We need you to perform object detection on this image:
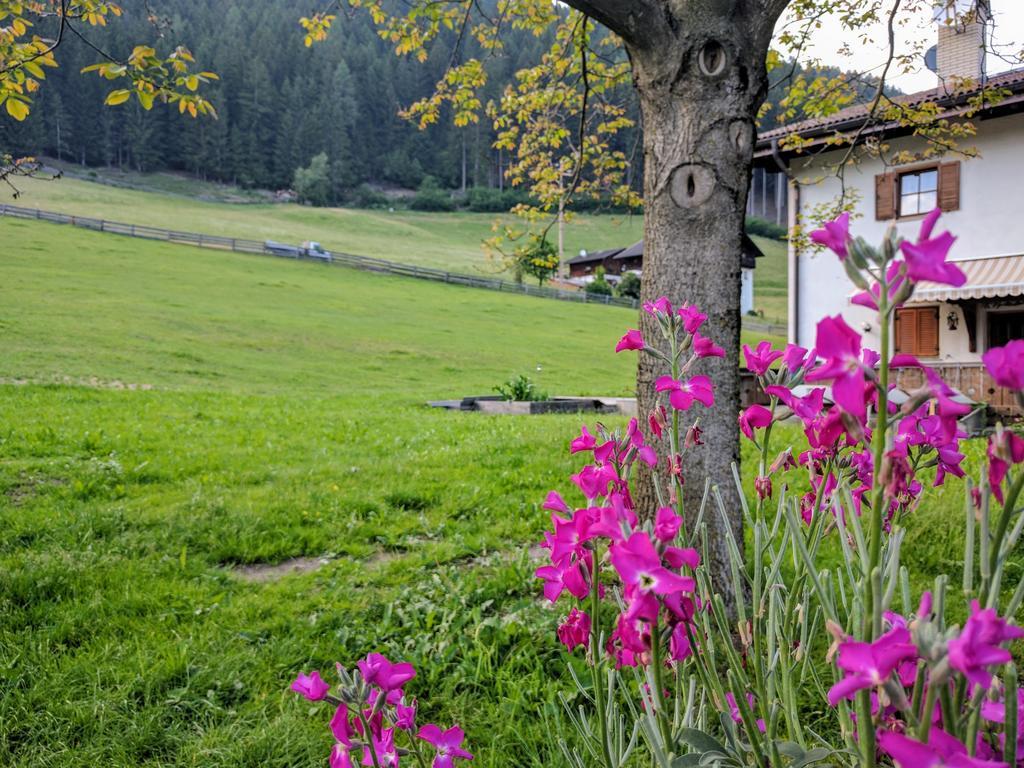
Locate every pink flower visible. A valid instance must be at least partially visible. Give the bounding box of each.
[362,727,400,767]
[782,343,810,373]
[417,724,474,768]
[988,430,1024,504]
[654,506,682,542]
[357,653,416,693]
[328,706,357,768]
[571,463,619,500]
[625,418,657,467]
[557,607,591,651]
[983,340,1024,390]
[542,491,569,514]
[663,546,700,570]
[739,404,773,441]
[692,331,725,358]
[826,627,917,706]
[725,692,766,733]
[570,425,596,454]
[291,670,331,701]
[395,699,417,730]
[643,297,673,316]
[981,690,1024,756]
[805,315,867,419]
[544,509,592,566]
[878,727,1006,768]
[809,211,851,260]
[765,385,825,427]
[900,209,967,287]
[615,329,645,353]
[754,476,772,501]
[535,560,589,602]
[742,341,784,376]
[677,304,707,334]
[655,375,714,411]
[851,260,907,311]
[947,600,1024,689]
[610,532,695,596]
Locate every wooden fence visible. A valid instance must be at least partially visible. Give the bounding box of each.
[893,363,1022,416]
[0,202,790,335]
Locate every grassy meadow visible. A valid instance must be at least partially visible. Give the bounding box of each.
[2,175,789,326]
[5,175,645,275]
[0,212,991,768]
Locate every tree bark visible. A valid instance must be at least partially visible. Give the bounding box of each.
[624,4,777,597]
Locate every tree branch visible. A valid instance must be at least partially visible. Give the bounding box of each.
[559,0,660,48]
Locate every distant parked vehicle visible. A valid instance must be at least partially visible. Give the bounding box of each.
[263,240,332,262]
[301,241,332,262]
[264,240,301,258]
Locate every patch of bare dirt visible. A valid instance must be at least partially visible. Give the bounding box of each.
[232,556,331,583]
[4,474,66,506]
[0,375,154,390]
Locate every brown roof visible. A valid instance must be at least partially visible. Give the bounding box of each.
[755,68,1024,156]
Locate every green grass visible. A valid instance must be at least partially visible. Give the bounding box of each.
[3,174,787,325]
[0,218,645,767]
[6,175,644,275]
[5,217,980,768]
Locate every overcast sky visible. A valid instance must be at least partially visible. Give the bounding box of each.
[776,1,1024,93]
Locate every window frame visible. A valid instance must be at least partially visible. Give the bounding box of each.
[896,164,940,220]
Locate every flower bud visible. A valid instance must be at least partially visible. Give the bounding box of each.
[685,424,704,448]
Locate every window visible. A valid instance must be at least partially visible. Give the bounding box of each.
[898,168,938,217]
[875,162,959,220]
[988,311,1024,349]
[895,307,940,357]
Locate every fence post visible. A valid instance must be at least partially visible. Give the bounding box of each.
[131,224,136,236]
[231,238,237,251]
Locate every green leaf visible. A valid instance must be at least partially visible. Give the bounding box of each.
[677,728,728,756]
[672,755,703,768]
[775,741,806,760]
[792,747,833,768]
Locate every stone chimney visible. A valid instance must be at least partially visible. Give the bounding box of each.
[934,0,990,84]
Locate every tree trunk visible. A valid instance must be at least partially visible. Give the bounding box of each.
[625,12,772,598]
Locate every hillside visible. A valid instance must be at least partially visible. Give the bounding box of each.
[0,217,641,395]
[2,175,788,325]
[5,176,645,275]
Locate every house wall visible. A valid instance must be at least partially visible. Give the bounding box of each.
[741,268,754,315]
[790,111,1024,361]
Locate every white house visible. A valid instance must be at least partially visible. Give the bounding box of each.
[755,0,1024,412]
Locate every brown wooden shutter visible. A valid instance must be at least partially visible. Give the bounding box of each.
[895,309,914,354]
[895,308,940,356]
[938,162,960,212]
[917,307,939,356]
[875,172,896,220]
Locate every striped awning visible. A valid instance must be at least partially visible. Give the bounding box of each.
[910,254,1024,302]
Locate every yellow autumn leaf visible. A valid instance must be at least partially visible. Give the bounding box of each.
[6,97,29,121]
[104,89,131,105]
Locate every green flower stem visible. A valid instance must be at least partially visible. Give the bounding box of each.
[985,469,1024,607]
[867,285,891,644]
[916,676,941,741]
[856,690,876,768]
[358,711,383,768]
[649,616,673,753]
[589,543,615,768]
[1005,666,1018,767]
